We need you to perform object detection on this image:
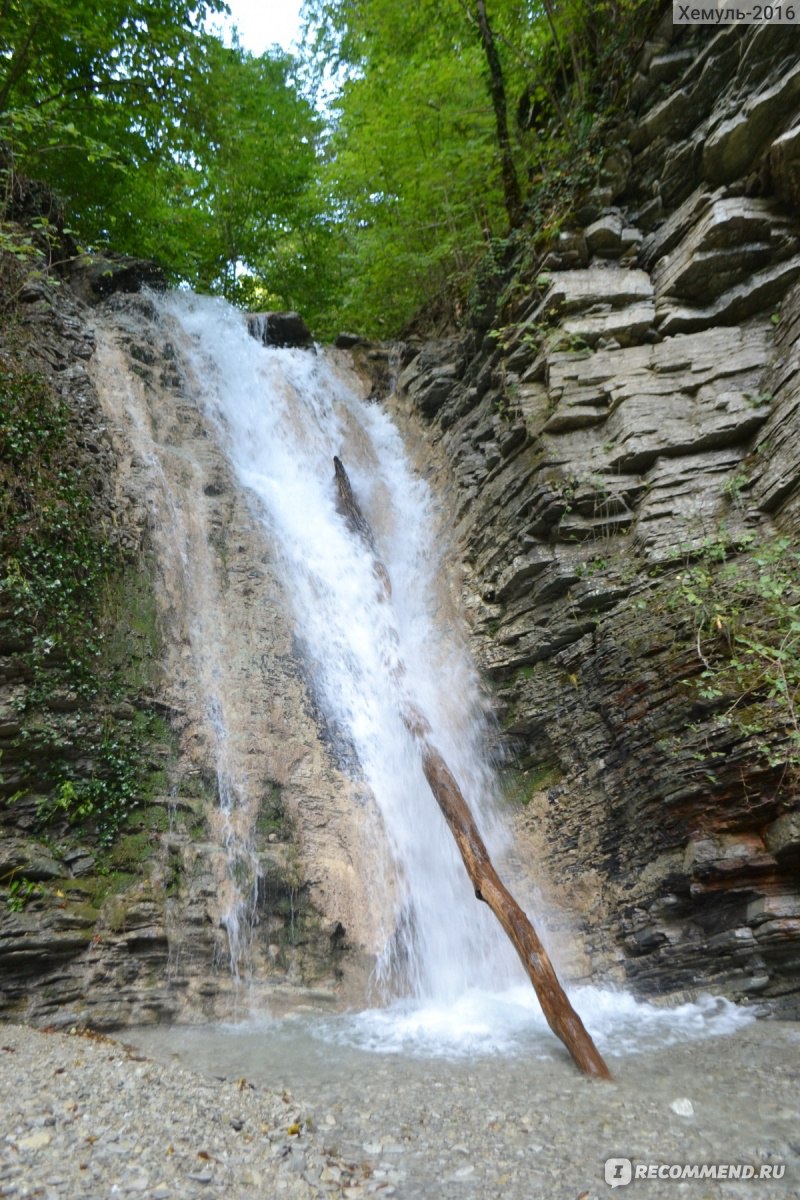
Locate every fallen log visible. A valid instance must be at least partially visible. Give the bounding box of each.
[333,456,611,1080]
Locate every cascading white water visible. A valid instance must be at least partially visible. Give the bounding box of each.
[159,291,526,1004]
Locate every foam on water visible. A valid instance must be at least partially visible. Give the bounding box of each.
[310,986,754,1060]
[127,987,752,1074]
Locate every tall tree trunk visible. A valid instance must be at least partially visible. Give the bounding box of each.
[333,455,611,1080]
[473,0,523,228]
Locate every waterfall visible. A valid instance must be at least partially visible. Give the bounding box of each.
[96,289,755,1054]
[154,291,524,1003]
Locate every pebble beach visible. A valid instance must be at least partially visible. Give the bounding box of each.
[1,1016,798,1200]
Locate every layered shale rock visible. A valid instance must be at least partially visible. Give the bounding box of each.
[391,16,800,1015]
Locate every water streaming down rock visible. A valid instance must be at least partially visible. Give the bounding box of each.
[87,328,265,980]
[155,291,533,1003]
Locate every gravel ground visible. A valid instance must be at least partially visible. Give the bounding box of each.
[0,1023,358,1200]
[1,1019,798,1200]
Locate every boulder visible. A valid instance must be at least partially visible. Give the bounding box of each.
[246,311,312,348]
[585,212,625,257]
[69,253,166,304]
[764,813,800,860]
[334,331,365,349]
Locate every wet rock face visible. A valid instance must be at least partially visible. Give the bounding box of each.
[74,297,376,1025]
[392,21,800,1015]
[0,275,364,1029]
[69,253,166,304]
[246,311,313,348]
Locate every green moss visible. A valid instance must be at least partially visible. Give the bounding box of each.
[502,762,563,806]
[256,781,286,837]
[164,849,183,897]
[1,357,176,851]
[105,831,157,871]
[98,558,163,696]
[140,804,170,833]
[179,771,216,801]
[96,870,138,904]
[0,363,110,691]
[59,900,100,925]
[501,702,518,730]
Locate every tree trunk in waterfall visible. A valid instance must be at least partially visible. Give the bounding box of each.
[333,455,611,1081]
[473,0,523,228]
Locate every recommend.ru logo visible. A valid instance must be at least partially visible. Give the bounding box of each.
[605,1159,633,1188]
[604,1158,786,1186]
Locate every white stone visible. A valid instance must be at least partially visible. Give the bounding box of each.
[18,1131,52,1151]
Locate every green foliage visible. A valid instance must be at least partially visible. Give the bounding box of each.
[39,732,140,846]
[0,1,330,317]
[575,555,610,579]
[670,535,800,772]
[1,0,656,334]
[300,0,654,335]
[0,0,225,223]
[0,366,108,642]
[470,235,515,332]
[4,876,43,912]
[0,360,167,846]
[88,39,327,307]
[303,0,513,334]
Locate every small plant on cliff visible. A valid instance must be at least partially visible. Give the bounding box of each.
[670,534,800,773]
[4,876,43,912]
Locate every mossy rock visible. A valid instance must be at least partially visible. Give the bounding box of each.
[502,762,563,806]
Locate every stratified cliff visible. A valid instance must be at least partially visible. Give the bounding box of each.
[393,16,800,1015]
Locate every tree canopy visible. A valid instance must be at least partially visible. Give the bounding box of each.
[1,0,653,336]
[298,0,655,335]
[0,0,326,307]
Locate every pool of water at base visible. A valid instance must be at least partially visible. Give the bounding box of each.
[122,990,800,1198]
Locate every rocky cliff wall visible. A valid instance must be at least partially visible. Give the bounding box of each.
[0,259,364,1029]
[391,15,800,1015]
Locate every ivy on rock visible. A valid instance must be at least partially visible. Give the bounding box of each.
[0,361,164,847]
